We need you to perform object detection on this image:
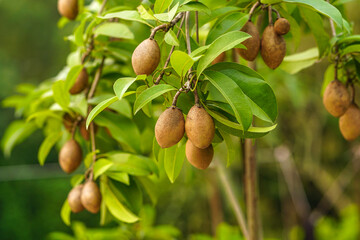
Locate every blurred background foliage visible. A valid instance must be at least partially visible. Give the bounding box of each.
[1,0,360,239]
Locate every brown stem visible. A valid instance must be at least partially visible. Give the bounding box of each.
[268,5,273,25]
[351,84,356,103]
[150,12,184,40]
[327,0,336,37]
[155,15,185,85]
[185,11,192,56]
[195,11,199,43]
[87,57,105,100]
[99,0,108,15]
[271,8,281,19]
[172,89,183,107]
[248,1,260,21]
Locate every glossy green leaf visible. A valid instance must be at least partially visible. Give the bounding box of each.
[280,48,319,74]
[137,5,157,20]
[60,199,71,226]
[52,80,70,109]
[64,65,83,91]
[197,31,250,77]
[338,35,360,45]
[284,0,343,28]
[154,3,179,22]
[38,131,63,166]
[94,23,134,39]
[103,182,139,223]
[170,50,195,77]
[94,159,114,180]
[106,172,130,185]
[113,75,146,100]
[164,140,186,183]
[341,44,360,56]
[154,0,173,13]
[164,29,180,46]
[134,84,176,114]
[70,174,84,187]
[204,70,252,130]
[218,130,235,167]
[178,2,211,14]
[86,96,118,129]
[100,10,153,27]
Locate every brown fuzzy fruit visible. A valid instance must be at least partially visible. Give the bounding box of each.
[70,68,88,95]
[59,139,82,173]
[339,104,360,141]
[186,140,214,170]
[212,52,226,65]
[323,80,351,117]
[155,108,185,148]
[57,0,78,20]
[237,21,260,61]
[68,184,84,213]
[81,181,102,214]
[261,25,286,69]
[274,18,290,35]
[132,39,160,75]
[185,106,215,149]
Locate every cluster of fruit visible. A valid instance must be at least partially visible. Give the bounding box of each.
[323,79,360,141]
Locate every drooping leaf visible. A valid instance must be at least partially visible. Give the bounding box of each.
[218,130,235,167]
[60,199,71,226]
[38,131,63,166]
[100,10,153,27]
[341,44,360,56]
[178,2,211,15]
[164,140,186,183]
[93,158,114,180]
[280,48,319,74]
[52,80,70,109]
[170,50,195,77]
[164,29,180,46]
[86,96,118,129]
[95,23,134,39]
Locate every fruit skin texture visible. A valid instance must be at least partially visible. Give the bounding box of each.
[260,25,286,69]
[132,39,160,75]
[274,18,290,35]
[70,68,88,94]
[185,106,215,149]
[237,21,260,61]
[68,184,84,213]
[59,139,82,173]
[186,140,214,170]
[323,80,351,117]
[81,181,102,214]
[212,52,226,65]
[155,108,185,148]
[58,0,78,20]
[339,104,360,141]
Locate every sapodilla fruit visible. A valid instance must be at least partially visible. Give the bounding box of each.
[155,107,185,148]
[186,140,214,170]
[132,39,160,75]
[59,139,82,173]
[68,184,84,213]
[58,0,78,20]
[323,80,351,117]
[70,68,88,95]
[212,52,226,65]
[339,104,360,141]
[185,105,215,149]
[261,25,286,69]
[81,181,102,213]
[274,18,290,35]
[237,21,260,61]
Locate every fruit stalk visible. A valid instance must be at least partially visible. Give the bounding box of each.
[271,8,281,19]
[248,1,260,21]
[268,5,273,25]
[149,12,184,40]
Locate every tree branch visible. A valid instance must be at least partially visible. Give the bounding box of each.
[150,12,184,40]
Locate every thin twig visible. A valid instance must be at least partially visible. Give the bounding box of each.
[87,57,105,100]
[248,1,260,21]
[150,12,184,39]
[327,0,337,37]
[271,8,281,19]
[268,5,273,25]
[216,160,249,240]
[70,116,82,139]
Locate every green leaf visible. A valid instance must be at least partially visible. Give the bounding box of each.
[100,10,153,27]
[283,0,343,28]
[134,84,176,114]
[52,80,70,109]
[280,48,319,74]
[197,31,251,77]
[38,131,63,166]
[341,44,360,56]
[74,16,88,47]
[154,0,173,13]
[218,130,235,167]
[261,0,283,3]
[204,70,252,130]
[70,174,84,187]
[137,5,157,20]
[338,35,360,45]
[1,121,37,157]
[114,77,138,100]
[178,2,211,15]
[154,3,179,22]
[86,96,118,129]
[94,23,134,39]
[93,159,114,180]
[136,177,158,205]
[103,181,139,223]
[60,199,71,226]
[170,50,195,77]
[106,172,130,185]
[164,29,180,46]
[164,140,186,183]
[64,65,83,91]
[321,64,335,96]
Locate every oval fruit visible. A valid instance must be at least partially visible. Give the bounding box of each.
[261,25,286,69]
[57,0,78,20]
[70,68,88,95]
[237,21,260,61]
[274,18,290,35]
[68,184,84,213]
[186,140,214,170]
[185,106,215,149]
[132,39,160,75]
[323,80,351,117]
[155,107,185,148]
[81,181,102,214]
[339,104,360,141]
[59,139,82,173]
[212,52,226,65]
